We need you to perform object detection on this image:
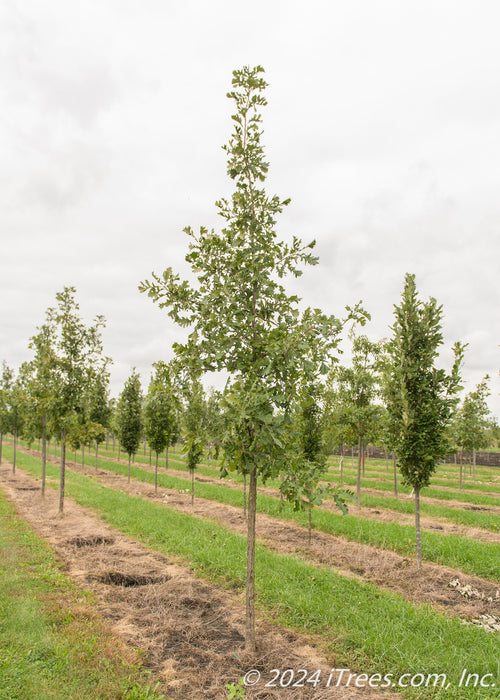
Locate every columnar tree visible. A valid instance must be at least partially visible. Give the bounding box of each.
[140,66,363,651]
[87,369,112,469]
[116,370,143,483]
[143,361,180,492]
[385,274,465,568]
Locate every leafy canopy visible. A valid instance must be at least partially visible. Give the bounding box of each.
[385,273,465,489]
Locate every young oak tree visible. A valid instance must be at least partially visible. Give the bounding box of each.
[279,383,350,545]
[0,362,15,466]
[325,334,382,505]
[453,376,492,485]
[116,369,143,483]
[140,65,365,652]
[143,361,180,493]
[385,274,465,569]
[183,376,205,506]
[44,287,109,513]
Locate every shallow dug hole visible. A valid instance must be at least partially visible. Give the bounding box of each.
[68,535,115,547]
[90,571,169,587]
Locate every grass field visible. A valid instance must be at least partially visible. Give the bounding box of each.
[2,441,500,699]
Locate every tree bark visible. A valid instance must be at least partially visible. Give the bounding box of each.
[393,453,398,496]
[155,452,159,493]
[459,450,463,490]
[356,434,362,506]
[308,504,312,546]
[245,468,257,653]
[243,473,247,517]
[339,445,344,487]
[12,428,17,474]
[415,485,422,569]
[191,469,194,506]
[82,445,85,468]
[128,454,131,483]
[95,443,99,470]
[165,445,169,470]
[41,415,47,498]
[473,448,476,482]
[58,427,66,514]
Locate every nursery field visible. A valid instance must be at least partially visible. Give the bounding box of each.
[1,440,499,700]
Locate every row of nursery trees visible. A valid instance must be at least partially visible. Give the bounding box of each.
[0,66,497,654]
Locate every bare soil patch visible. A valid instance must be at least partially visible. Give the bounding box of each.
[0,461,399,700]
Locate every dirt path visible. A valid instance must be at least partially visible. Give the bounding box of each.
[0,462,401,700]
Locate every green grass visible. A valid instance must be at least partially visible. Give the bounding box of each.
[37,440,500,532]
[0,488,164,700]
[33,446,500,581]
[5,449,500,699]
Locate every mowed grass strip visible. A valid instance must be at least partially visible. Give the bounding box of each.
[0,488,164,700]
[22,446,499,581]
[6,451,500,700]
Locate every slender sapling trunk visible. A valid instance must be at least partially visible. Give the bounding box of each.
[415,485,422,569]
[155,452,158,494]
[58,427,66,514]
[41,415,47,498]
[245,468,257,653]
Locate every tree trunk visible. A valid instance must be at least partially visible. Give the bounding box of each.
[0,432,3,465]
[308,504,312,546]
[243,473,247,517]
[128,454,131,483]
[393,453,398,496]
[339,445,344,487]
[149,446,152,467]
[356,434,362,506]
[245,468,257,653]
[385,451,389,472]
[95,443,99,470]
[41,415,47,498]
[58,427,66,514]
[12,428,17,474]
[459,450,463,490]
[82,445,85,468]
[165,446,169,470]
[351,446,354,468]
[143,439,146,456]
[191,469,194,506]
[154,452,159,494]
[473,448,476,482]
[415,485,422,569]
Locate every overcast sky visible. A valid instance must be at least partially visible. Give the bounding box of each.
[1,0,499,419]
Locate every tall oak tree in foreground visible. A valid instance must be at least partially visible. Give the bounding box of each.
[385,273,465,569]
[140,66,364,652]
